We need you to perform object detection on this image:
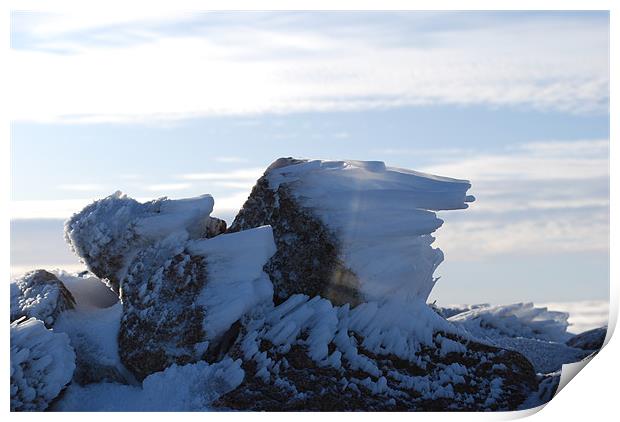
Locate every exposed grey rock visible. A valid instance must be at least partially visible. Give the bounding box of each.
[566,326,607,351]
[118,243,210,380]
[229,175,355,305]
[10,269,76,328]
[214,295,539,411]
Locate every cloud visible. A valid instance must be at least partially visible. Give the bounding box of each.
[214,156,249,164]
[145,183,192,192]
[178,168,264,181]
[430,139,609,259]
[9,11,609,123]
[57,183,106,191]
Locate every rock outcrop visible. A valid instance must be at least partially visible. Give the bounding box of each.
[566,326,607,351]
[65,192,220,293]
[53,158,564,411]
[118,226,276,380]
[230,158,474,306]
[11,269,76,328]
[214,295,538,411]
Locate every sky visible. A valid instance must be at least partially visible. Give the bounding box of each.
[9,11,610,305]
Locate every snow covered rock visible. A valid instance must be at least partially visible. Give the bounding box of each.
[65,192,219,293]
[448,303,588,373]
[54,358,244,411]
[448,303,572,343]
[11,318,76,411]
[229,158,474,306]
[119,226,276,380]
[11,269,76,328]
[214,295,538,411]
[566,326,607,351]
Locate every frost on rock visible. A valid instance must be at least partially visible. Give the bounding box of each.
[566,326,607,351]
[448,303,572,343]
[54,358,244,411]
[448,303,589,373]
[65,192,221,293]
[230,158,474,306]
[11,318,76,411]
[119,225,276,380]
[214,295,537,411]
[11,269,76,328]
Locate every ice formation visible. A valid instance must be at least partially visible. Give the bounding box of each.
[231,158,474,305]
[65,192,224,293]
[9,157,607,411]
[11,269,77,327]
[448,302,572,343]
[448,303,588,373]
[119,224,276,379]
[215,295,537,411]
[10,318,76,411]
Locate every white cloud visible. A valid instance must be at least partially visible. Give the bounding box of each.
[214,156,248,164]
[9,12,609,123]
[145,183,192,192]
[57,183,105,191]
[431,139,609,259]
[179,168,264,181]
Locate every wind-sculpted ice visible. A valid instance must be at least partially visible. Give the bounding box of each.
[64,192,225,293]
[11,318,76,411]
[448,303,589,373]
[10,270,77,328]
[231,158,474,305]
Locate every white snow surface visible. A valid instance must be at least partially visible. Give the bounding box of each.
[11,318,76,411]
[189,225,277,340]
[55,358,244,411]
[53,270,118,310]
[267,159,474,303]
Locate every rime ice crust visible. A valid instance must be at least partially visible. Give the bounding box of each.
[11,318,76,411]
[214,295,537,411]
[10,270,77,328]
[118,226,276,380]
[230,158,474,305]
[448,303,590,373]
[64,192,220,293]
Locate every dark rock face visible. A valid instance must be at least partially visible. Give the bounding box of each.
[205,217,227,238]
[119,245,209,381]
[10,270,76,328]
[229,176,362,306]
[213,296,538,411]
[566,326,607,351]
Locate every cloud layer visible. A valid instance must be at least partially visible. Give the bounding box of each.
[10,11,609,123]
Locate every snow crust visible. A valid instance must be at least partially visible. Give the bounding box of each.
[189,226,276,340]
[11,318,76,411]
[55,358,244,411]
[267,159,474,302]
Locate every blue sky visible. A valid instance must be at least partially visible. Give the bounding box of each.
[9,11,609,305]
